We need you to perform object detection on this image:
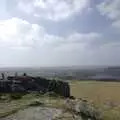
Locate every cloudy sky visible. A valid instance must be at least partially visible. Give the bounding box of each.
[0,0,120,67]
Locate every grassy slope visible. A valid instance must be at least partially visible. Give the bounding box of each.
[0,94,65,118]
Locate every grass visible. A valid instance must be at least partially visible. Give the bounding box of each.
[70,81,120,104]
[1,81,120,120]
[70,80,120,120]
[0,93,65,118]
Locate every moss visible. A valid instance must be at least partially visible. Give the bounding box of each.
[28,99,44,106]
[10,93,25,100]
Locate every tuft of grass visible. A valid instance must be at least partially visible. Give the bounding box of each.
[103,109,120,120]
[9,93,25,100]
[28,99,44,106]
[0,105,28,118]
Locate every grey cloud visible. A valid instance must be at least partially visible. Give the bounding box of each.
[10,0,90,21]
[0,17,120,66]
[97,0,120,29]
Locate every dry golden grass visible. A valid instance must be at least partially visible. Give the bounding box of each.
[70,81,120,104]
[70,81,120,120]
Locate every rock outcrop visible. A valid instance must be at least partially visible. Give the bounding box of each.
[64,98,103,120]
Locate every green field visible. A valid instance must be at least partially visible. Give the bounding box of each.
[70,81,120,120]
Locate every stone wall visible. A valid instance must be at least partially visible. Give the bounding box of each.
[33,77,70,97]
[0,81,12,92]
[0,76,70,97]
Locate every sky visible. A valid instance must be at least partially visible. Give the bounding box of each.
[0,0,120,67]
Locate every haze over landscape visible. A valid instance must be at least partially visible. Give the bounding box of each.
[0,0,120,67]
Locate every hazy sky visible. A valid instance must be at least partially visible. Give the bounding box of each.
[0,0,120,67]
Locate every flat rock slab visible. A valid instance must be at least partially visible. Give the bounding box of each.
[1,107,62,120]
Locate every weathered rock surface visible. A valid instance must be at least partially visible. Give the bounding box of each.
[1,107,62,120]
[64,98,103,120]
